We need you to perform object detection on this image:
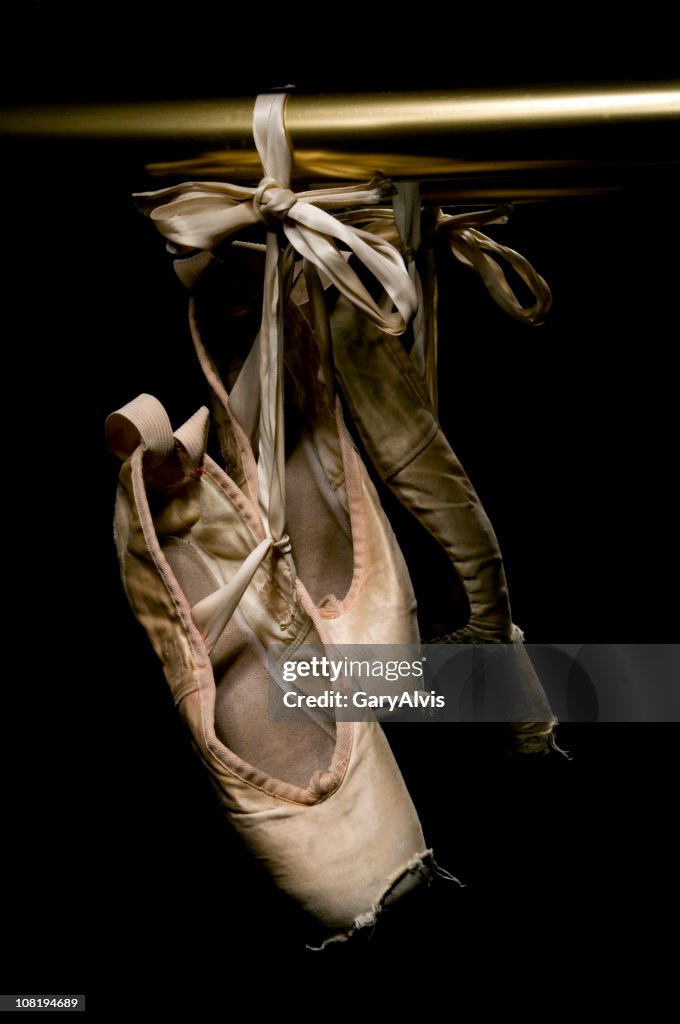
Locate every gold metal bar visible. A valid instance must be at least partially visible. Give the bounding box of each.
[2,84,677,142]
[287,85,680,141]
[3,84,678,198]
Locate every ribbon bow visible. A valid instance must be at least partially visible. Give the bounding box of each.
[135,98,417,338]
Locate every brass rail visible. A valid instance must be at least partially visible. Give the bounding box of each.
[4,84,678,200]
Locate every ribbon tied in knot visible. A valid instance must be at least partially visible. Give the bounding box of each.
[272,533,292,557]
[253,178,298,226]
[135,95,416,336]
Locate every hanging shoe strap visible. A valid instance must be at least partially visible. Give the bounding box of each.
[393,183,426,368]
[335,204,551,329]
[174,406,210,466]
[105,393,175,466]
[336,201,550,405]
[437,206,552,325]
[106,393,210,472]
[393,183,439,408]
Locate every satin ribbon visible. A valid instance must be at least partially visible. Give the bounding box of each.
[437,206,552,326]
[393,184,439,408]
[134,138,416,336]
[338,201,552,411]
[335,203,551,328]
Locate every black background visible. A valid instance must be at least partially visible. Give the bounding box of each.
[3,7,678,1012]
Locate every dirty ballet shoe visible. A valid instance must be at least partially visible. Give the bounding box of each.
[107,393,433,945]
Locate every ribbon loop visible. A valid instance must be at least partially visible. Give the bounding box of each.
[438,207,552,326]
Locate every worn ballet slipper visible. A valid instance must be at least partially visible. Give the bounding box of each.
[327,291,557,753]
[107,393,432,942]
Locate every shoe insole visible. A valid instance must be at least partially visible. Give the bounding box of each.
[161,536,335,790]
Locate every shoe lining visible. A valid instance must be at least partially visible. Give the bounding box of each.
[284,430,354,605]
[161,536,336,790]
